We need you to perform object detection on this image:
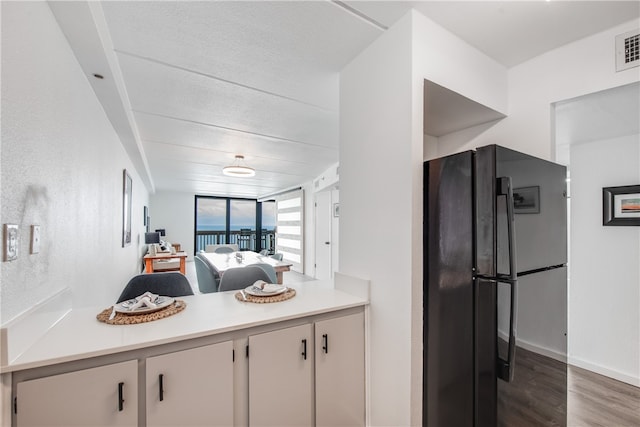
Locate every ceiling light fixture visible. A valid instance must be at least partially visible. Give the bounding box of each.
[223,155,255,177]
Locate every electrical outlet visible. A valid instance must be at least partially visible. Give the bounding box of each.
[30,225,41,254]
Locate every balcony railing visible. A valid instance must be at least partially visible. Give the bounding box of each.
[195,229,275,253]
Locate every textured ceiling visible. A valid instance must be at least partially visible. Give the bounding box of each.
[49,1,639,199]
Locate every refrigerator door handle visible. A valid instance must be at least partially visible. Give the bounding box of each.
[496,176,518,382]
[496,177,518,282]
[497,278,517,382]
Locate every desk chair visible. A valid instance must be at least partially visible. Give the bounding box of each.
[270,253,283,261]
[117,272,194,303]
[218,266,271,292]
[214,246,234,254]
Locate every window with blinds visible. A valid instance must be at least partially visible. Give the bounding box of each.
[274,189,304,273]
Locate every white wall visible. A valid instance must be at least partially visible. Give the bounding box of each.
[149,191,195,258]
[434,19,640,161]
[425,16,640,387]
[342,9,640,425]
[341,13,414,426]
[1,2,149,324]
[340,10,509,425]
[482,19,639,386]
[569,134,640,386]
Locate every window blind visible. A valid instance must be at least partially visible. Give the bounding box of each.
[275,189,304,273]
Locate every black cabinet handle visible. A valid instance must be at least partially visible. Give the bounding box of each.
[118,382,125,411]
[159,374,164,402]
[322,334,328,354]
[301,339,307,360]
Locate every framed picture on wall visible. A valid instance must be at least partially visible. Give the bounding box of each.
[603,184,640,226]
[122,169,133,247]
[513,186,540,214]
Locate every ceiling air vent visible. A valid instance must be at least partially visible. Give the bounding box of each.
[616,29,640,72]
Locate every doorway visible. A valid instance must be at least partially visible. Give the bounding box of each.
[314,188,339,280]
[315,191,332,279]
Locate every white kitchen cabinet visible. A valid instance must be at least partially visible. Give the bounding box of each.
[146,341,234,426]
[315,312,365,426]
[248,323,314,426]
[15,360,138,427]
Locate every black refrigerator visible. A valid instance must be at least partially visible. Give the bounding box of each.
[423,144,568,426]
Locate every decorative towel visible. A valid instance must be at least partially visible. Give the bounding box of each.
[128,291,159,310]
[252,280,285,293]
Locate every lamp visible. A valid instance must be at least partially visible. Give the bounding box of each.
[223,155,255,177]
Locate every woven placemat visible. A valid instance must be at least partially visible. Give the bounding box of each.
[235,288,296,303]
[96,300,186,325]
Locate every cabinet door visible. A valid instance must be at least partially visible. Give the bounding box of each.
[315,312,365,426]
[249,324,313,426]
[146,341,234,426]
[16,360,137,427]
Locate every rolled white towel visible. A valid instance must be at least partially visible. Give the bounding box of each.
[129,296,157,310]
[263,283,285,293]
[253,280,267,289]
[252,280,285,293]
[128,292,159,310]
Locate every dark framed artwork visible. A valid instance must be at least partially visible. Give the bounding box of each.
[122,169,133,247]
[603,184,640,226]
[144,206,150,232]
[513,186,540,214]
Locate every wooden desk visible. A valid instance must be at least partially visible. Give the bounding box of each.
[202,251,292,284]
[143,252,187,274]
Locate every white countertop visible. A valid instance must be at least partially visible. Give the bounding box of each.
[2,280,368,373]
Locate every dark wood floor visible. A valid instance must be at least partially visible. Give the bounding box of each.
[498,346,640,426]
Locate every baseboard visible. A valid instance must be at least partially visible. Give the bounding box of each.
[516,337,567,363]
[0,288,72,367]
[568,356,640,387]
[496,330,640,387]
[498,330,567,363]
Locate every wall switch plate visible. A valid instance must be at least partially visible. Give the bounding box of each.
[30,225,41,254]
[3,224,18,261]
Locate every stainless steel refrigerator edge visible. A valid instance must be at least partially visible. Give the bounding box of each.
[423,145,568,426]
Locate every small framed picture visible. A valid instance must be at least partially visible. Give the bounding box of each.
[513,186,540,214]
[4,224,18,262]
[603,185,640,226]
[333,203,340,218]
